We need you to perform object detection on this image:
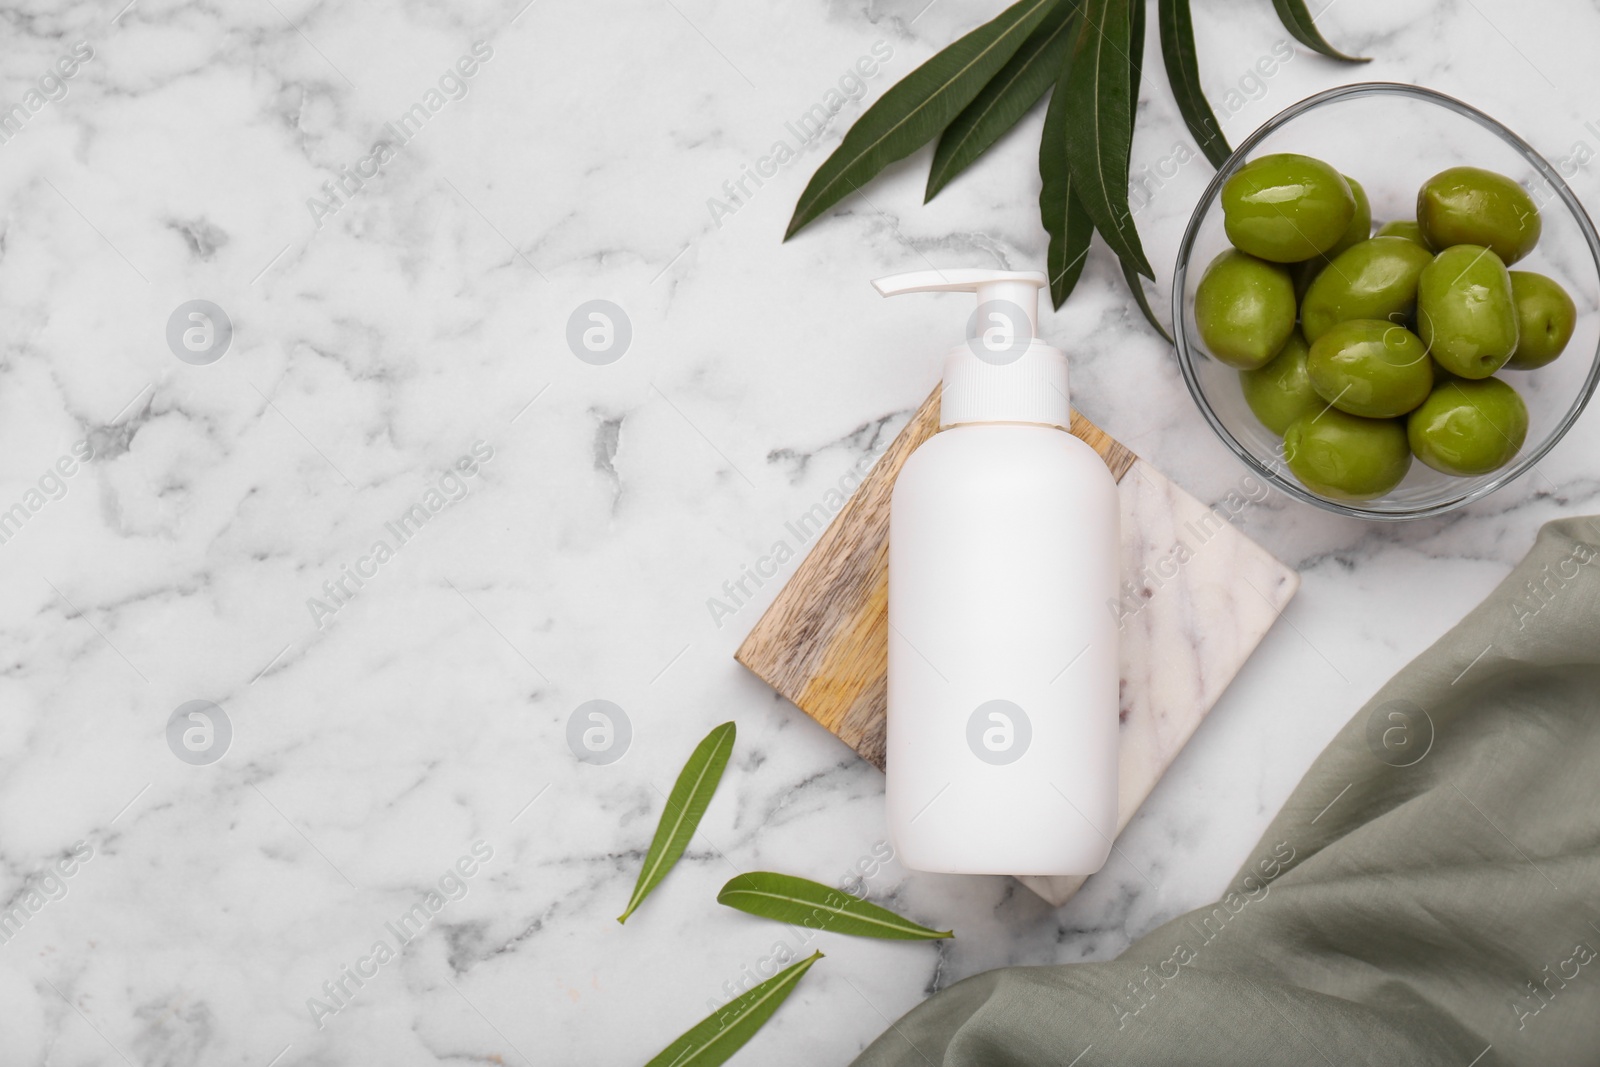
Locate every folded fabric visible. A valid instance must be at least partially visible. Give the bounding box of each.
[853,515,1600,1067]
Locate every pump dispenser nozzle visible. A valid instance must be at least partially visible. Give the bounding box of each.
[873,269,1069,430]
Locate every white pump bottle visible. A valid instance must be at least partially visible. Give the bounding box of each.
[878,269,1119,876]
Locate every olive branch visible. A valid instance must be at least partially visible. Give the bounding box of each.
[784,0,1366,336]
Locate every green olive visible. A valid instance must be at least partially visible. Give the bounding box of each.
[1292,177,1373,303]
[1323,176,1372,261]
[1222,153,1356,262]
[1241,331,1321,435]
[1283,408,1411,501]
[1195,249,1296,369]
[1417,166,1541,265]
[1407,377,1529,476]
[1307,319,1433,418]
[1300,236,1435,342]
[1505,270,1577,370]
[1374,219,1431,250]
[1416,245,1519,379]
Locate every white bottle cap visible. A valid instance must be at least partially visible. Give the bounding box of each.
[873,269,1069,431]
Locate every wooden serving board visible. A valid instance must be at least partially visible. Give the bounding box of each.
[736,386,1298,906]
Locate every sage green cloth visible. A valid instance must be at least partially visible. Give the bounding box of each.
[854,515,1600,1067]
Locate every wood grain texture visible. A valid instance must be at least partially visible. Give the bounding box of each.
[734,385,1136,769]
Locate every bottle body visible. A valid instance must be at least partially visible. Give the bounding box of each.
[886,423,1120,875]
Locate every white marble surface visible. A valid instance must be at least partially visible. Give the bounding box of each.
[2,0,1598,1063]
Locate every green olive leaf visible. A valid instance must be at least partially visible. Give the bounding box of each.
[1127,0,1145,102]
[1119,257,1173,343]
[926,2,1082,202]
[785,0,1062,240]
[1271,0,1369,62]
[717,871,954,940]
[1157,0,1230,167]
[1038,56,1095,309]
[1114,2,1170,340]
[1063,0,1153,278]
[643,951,822,1067]
[617,721,736,924]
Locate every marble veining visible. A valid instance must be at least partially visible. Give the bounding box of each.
[2,0,1599,1064]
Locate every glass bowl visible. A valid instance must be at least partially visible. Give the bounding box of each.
[1172,83,1600,520]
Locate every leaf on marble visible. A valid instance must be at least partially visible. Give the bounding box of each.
[1120,257,1172,343]
[717,872,953,940]
[643,951,822,1067]
[1155,0,1230,168]
[784,0,1062,239]
[617,721,736,924]
[1038,43,1095,309]
[926,0,1082,201]
[1113,0,1169,327]
[1127,0,1146,101]
[1062,0,1152,279]
[1271,0,1369,62]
